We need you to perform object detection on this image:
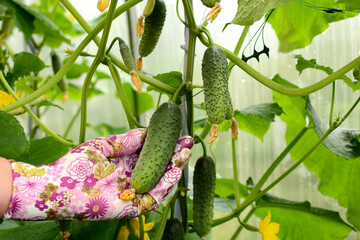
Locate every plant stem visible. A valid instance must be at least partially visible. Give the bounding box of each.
[170,83,186,103]
[107,58,144,129]
[0,72,74,147]
[153,193,178,240]
[232,138,241,208]
[329,82,336,127]
[198,120,212,140]
[79,0,118,143]
[64,106,81,139]
[195,135,207,156]
[197,33,360,97]
[242,127,308,207]
[60,0,176,94]
[230,208,256,240]
[139,216,144,240]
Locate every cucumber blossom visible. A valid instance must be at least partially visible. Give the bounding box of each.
[130,102,182,194]
[137,0,166,71]
[193,156,216,239]
[201,0,222,22]
[51,51,68,102]
[201,0,220,8]
[162,218,185,240]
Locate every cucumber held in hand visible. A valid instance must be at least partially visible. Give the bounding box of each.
[193,156,216,239]
[162,218,185,240]
[130,102,182,194]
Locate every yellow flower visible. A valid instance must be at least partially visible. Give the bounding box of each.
[118,225,129,240]
[118,216,154,240]
[258,210,280,240]
[97,0,110,12]
[0,90,21,109]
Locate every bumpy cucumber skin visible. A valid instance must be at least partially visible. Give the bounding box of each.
[193,156,216,238]
[130,102,182,194]
[139,0,166,58]
[201,0,220,8]
[119,39,134,71]
[202,46,229,124]
[51,52,68,92]
[162,218,185,240]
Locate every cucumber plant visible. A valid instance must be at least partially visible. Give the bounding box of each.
[0,0,359,240]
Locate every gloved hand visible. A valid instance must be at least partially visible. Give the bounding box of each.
[4,128,193,221]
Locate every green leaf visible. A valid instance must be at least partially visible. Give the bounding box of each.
[273,76,360,230]
[255,194,353,240]
[231,0,291,26]
[29,136,70,165]
[215,178,249,198]
[307,101,360,160]
[213,197,236,212]
[268,0,358,52]
[194,118,208,130]
[46,83,103,101]
[36,100,64,111]
[65,59,89,79]
[0,221,58,239]
[69,220,121,240]
[295,54,333,75]
[0,0,35,40]
[147,71,182,97]
[123,83,154,117]
[353,64,360,81]
[336,0,360,10]
[219,103,282,140]
[92,123,128,137]
[0,110,29,162]
[11,52,46,80]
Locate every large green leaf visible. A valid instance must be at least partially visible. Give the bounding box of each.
[0,221,58,239]
[272,75,360,230]
[268,0,358,52]
[92,123,128,137]
[10,52,46,81]
[306,101,360,160]
[215,178,249,199]
[29,137,70,165]
[0,110,29,162]
[219,103,283,140]
[69,220,121,240]
[231,0,291,26]
[255,194,353,239]
[65,59,90,79]
[336,0,360,10]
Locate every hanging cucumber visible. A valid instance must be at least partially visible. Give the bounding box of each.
[129,102,182,194]
[137,0,166,71]
[202,46,228,143]
[51,51,68,102]
[136,0,156,37]
[193,156,216,239]
[118,38,142,93]
[201,0,222,22]
[162,218,185,240]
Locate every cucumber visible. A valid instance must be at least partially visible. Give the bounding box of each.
[138,0,166,58]
[193,156,216,239]
[51,51,68,101]
[162,218,185,240]
[118,39,135,71]
[202,46,228,124]
[130,102,182,194]
[201,0,220,8]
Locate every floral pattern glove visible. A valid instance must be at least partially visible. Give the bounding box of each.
[4,129,194,221]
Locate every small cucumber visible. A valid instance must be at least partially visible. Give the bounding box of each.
[193,156,216,239]
[51,52,68,101]
[162,218,185,240]
[130,102,182,194]
[138,0,166,58]
[201,0,220,8]
[118,39,135,71]
[202,46,228,124]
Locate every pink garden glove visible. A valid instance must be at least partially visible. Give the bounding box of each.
[3,128,193,221]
